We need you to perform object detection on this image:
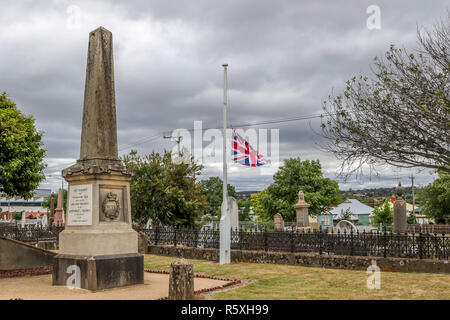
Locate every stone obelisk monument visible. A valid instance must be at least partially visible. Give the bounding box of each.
[52,27,143,290]
[53,188,64,226]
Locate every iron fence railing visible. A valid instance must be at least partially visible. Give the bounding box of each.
[135,226,450,260]
[1,224,448,260]
[406,224,450,234]
[0,224,64,244]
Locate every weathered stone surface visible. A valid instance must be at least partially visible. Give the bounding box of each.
[393,200,407,233]
[294,190,310,227]
[53,27,142,291]
[274,213,284,232]
[0,237,56,270]
[80,26,118,161]
[53,188,64,226]
[53,253,144,291]
[138,231,148,254]
[168,259,194,300]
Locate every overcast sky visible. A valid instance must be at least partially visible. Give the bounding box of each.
[0,0,447,192]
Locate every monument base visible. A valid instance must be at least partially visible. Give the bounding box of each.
[52,253,143,291]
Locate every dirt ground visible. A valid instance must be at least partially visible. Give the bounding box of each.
[0,272,230,300]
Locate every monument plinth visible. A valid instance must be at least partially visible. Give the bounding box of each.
[52,27,143,291]
[393,182,407,233]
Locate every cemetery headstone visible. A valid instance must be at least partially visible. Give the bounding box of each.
[274,213,284,231]
[53,188,64,226]
[294,190,310,228]
[393,182,407,233]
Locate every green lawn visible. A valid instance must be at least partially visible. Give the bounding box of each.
[144,254,450,300]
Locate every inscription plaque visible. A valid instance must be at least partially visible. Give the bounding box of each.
[67,184,93,226]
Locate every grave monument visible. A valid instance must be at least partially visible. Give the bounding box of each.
[294,190,310,228]
[53,188,64,227]
[393,182,407,233]
[274,213,284,232]
[52,27,143,290]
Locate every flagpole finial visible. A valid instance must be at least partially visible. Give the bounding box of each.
[222,63,228,67]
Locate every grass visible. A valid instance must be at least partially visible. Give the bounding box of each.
[144,254,450,300]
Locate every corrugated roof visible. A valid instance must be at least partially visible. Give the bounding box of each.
[329,199,374,218]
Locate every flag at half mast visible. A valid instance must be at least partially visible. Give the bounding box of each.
[231,128,269,167]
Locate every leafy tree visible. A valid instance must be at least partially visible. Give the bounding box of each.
[0,92,46,198]
[199,176,235,216]
[418,171,450,223]
[336,208,353,222]
[321,15,450,176]
[123,150,209,226]
[238,199,251,221]
[407,213,417,225]
[42,189,68,213]
[250,189,269,222]
[251,158,339,222]
[372,199,394,226]
[12,212,22,220]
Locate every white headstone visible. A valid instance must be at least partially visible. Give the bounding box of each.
[21,212,26,228]
[145,218,152,229]
[42,214,48,227]
[228,196,239,230]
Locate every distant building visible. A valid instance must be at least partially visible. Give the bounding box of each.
[329,199,374,225]
[317,213,333,230]
[0,188,51,215]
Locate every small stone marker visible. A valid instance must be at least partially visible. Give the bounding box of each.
[138,231,148,254]
[393,182,407,233]
[274,213,284,231]
[169,259,194,300]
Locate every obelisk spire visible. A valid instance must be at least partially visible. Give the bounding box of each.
[80,26,118,161]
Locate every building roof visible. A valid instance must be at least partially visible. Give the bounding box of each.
[329,199,374,219]
[388,202,416,213]
[0,188,51,202]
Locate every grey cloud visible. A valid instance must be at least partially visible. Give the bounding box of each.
[0,0,447,191]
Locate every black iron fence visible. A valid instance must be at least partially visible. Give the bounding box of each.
[0,224,64,244]
[136,226,450,260]
[1,224,449,260]
[406,224,450,234]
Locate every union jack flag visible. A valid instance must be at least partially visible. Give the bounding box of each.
[231,128,269,167]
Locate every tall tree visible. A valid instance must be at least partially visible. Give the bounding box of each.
[371,199,394,226]
[238,199,252,221]
[321,14,450,176]
[123,150,209,226]
[252,158,339,222]
[418,171,450,223]
[0,92,46,198]
[199,176,236,216]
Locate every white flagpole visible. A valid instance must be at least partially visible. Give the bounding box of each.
[220,63,230,264]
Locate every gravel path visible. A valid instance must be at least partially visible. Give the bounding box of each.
[0,272,229,300]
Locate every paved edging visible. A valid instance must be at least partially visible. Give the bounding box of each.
[144,269,241,300]
[0,266,53,278]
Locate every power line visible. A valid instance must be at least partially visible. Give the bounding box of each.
[43,112,327,172]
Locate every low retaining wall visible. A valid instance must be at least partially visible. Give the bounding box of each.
[148,245,450,274]
[0,237,56,271]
